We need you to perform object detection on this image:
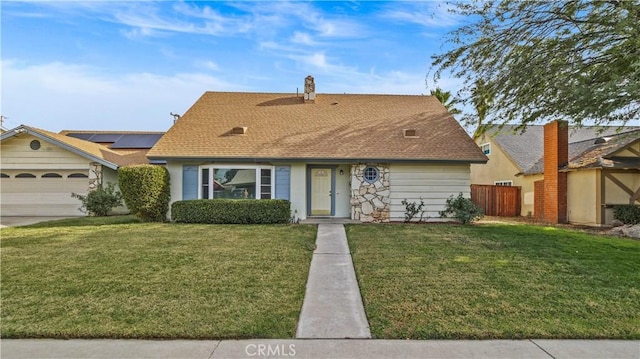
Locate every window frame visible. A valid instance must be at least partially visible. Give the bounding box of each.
[198,165,275,200]
[494,180,513,186]
[480,143,491,155]
[363,166,380,184]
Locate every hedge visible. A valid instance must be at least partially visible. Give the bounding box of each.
[118,165,170,222]
[172,199,291,224]
[613,204,640,225]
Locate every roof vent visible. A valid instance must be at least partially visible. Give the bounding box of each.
[231,126,248,135]
[594,137,611,144]
[403,129,419,138]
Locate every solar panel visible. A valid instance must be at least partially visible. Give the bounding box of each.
[89,134,124,143]
[110,134,163,149]
[66,133,94,140]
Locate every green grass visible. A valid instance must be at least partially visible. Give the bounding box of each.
[347,223,640,339]
[19,215,142,228]
[1,220,317,339]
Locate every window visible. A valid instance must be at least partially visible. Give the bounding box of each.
[260,168,272,199]
[30,140,41,150]
[494,180,513,186]
[480,143,491,155]
[199,165,273,200]
[201,168,210,199]
[42,173,62,178]
[68,173,89,178]
[16,173,36,178]
[363,166,379,183]
[0,173,9,178]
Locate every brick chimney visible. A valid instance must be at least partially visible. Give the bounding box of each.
[543,120,568,223]
[304,75,316,103]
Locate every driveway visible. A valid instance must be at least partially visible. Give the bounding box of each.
[0,217,79,228]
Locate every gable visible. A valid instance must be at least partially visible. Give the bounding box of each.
[0,126,132,169]
[1,134,93,170]
[610,137,640,158]
[471,135,522,183]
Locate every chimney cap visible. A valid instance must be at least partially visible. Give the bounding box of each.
[304,75,316,103]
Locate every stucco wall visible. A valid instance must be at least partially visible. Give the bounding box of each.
[288,163,306,220]
[567,169,597,225]
[520,174,543,217]
[471,135,541,217]
[165,161,184,219]
[334,164,351,218]
[471,136,521,185]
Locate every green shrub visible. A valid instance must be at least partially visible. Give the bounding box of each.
[439,192,483,224]
[613,205,640,225]
[71,182,123,216]
[118,165,170,222]
[172,199,291,224]
[401,198,426,223]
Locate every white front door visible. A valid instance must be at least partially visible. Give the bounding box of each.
[310,168,332,216]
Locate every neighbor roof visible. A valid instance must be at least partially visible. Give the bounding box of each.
[485,125,640,175]
[1,125,144,169]
[148,92,487,163]
[60,130,164,149]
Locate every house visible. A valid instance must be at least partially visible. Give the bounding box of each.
[0,126,162,216]
[471,121,640,226]
[60,130,166,165]
[147,76,488,222]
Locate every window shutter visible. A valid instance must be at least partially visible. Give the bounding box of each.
[182,165,198,200]
[274,166,291,200]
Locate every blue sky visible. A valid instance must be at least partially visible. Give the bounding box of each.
[1,1,466,132]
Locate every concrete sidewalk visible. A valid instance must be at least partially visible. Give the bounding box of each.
[2,339,638,359]
[296,224,371,339]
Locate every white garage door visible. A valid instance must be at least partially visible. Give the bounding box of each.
[1,171,89,216]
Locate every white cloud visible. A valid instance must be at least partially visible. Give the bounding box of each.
[201,61,219,71]
[290,32,321,46]
[0,60,246,132]
[381,2,463,29]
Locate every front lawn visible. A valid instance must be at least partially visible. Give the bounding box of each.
[1,220,316,339]
[347,224,640,339]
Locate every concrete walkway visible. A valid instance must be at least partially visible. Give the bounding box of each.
[296,224,371,339]
[2,339,638,359]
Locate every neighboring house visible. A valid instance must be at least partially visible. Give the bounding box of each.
[0,126,157,216]
[147,76,488,222]
[471,122,640,226]
[60,130,165,165]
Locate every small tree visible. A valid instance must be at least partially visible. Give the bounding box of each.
[71,182,123,216]
[118,165,170,222]
[439,193,483,224]
[430,87,462,115]
[401,198,426,223]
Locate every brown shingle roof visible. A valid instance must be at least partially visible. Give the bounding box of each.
[148,92,487,162]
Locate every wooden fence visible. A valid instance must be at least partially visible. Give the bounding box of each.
[471,184,521,217]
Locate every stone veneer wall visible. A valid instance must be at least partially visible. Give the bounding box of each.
[88,163,103,191]
[350,163,391,222]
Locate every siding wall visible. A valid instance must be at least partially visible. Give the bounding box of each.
[1,134,95,216]
[389,164,471,221]
[1,134,90,170]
